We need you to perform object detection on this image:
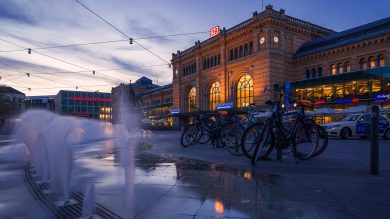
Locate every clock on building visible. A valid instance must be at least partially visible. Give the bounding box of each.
[260,36,265,45]
[273,36,279,43]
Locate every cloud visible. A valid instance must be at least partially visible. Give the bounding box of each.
[0,1,36,25]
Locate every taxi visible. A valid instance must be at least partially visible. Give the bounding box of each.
[321,114,390,139]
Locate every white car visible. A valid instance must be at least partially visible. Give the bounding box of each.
[321,114,390,139]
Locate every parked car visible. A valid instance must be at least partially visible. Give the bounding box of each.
[321,114,390,139]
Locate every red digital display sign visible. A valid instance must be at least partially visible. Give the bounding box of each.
[64,114,91,117]
[210,26,220,38]
[70,97,112,102]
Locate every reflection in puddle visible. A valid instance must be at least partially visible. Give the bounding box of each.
[73,139,284,218]
[214,198,224,215]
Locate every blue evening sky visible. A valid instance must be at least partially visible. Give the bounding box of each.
[0,0,388,95]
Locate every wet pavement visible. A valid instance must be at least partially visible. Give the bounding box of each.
[1,132,390,218]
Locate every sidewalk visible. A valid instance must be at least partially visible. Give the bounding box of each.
[138,130,390,219]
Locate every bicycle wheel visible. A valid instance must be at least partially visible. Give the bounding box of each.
[225,123,245,156]
[311,125,328,157]
[251,122,273,166]
[218,122,234,147]
[197,129,210,144]
[292,120,319,160]
[242,122,273,160]
[180,124,199,147]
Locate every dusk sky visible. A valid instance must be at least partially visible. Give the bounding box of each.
[0,0,389,95]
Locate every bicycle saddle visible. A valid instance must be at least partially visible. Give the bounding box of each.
[297,100,313,108]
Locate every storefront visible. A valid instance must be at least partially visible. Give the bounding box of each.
[283,66,390,123]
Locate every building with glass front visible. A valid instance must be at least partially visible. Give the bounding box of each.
[55,90,112,122]
[284,17,390,111]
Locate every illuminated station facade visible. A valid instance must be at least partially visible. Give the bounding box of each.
[171,5,390,115]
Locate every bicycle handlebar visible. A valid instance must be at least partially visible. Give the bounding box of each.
[264,85,298,101]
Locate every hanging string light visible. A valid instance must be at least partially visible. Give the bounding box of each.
[28,48,31,54]
[26,73,30,77]
[129,38,133,44]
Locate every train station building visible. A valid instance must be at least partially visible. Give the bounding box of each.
[171,5,390,113]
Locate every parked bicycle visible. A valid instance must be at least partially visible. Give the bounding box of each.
[239,85,327,166]
[224,105,265,156]
[180,106,231,147]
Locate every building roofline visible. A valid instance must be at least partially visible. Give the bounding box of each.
[175,6,335,58]
[295,17,390,57]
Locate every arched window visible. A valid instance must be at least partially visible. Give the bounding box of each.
[236,75,254,108]
[187,87,196,112]
[305,70,310,79]
[207,58,210,68]
[369,56,375,68]
[345,61,351,72]
[209,81,221,110]
[203,60,206,70]
[217,54,221,65]
[317,67,323,77]
[378,54,385,67]
[359,58,366,70]
[214,55,217,66]
[234,48,238,59]
[239,46,243,58]
[210,57,214,67]
[337,63,343,74]
[230,49,233,61]
[311,68,316,78]
[330,64,336,75]
[249,41,253,54]
[194,63,196,72]
[244,44,249,56]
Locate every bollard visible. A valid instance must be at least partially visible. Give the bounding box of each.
[276,143,282,161]
[370,105,379,175]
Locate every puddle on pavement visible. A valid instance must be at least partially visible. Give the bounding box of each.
[82,140,285,218]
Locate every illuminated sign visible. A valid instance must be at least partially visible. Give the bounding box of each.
[169,108,180,115]
[314,100,325,105]
[216,102,233,110]
[64,114,91,117]
[375,93,390,102]
[70,97,112,102]
[210,26,220,38]
[335,98,359,104]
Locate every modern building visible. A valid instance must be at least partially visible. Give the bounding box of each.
[171,5,389,114]
[55,90,112,122]
[0,85,26,133]
[25,95,55,111]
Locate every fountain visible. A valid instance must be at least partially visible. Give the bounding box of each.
[14,84,141,218]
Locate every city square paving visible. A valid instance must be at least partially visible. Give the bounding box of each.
[0,132,389,218]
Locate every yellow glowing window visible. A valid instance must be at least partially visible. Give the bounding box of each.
[236,75,253,108]
[209,81,221,110]
[378,54,385,67]
[369,56,375,68]
[359,58,367,70]
[337,63,343,73]
[187,87,196,112]
[330,64,336,75]
[345,61,351,72]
